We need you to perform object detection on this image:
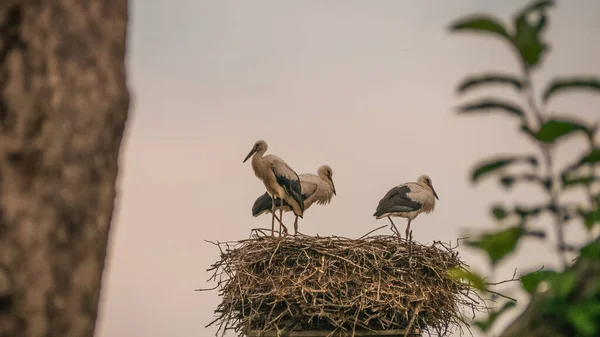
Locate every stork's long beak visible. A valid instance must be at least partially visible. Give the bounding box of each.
[432,187,439,200]
[243,148,257,163]
[331,181,337,196]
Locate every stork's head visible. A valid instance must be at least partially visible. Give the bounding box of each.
[243,140,268,163]
[318,165,336,195]
[418,174,439,200]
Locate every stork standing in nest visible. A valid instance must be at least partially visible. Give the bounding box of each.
[252,165,337,235]
[243,140,304,236]
[373,174,439,240]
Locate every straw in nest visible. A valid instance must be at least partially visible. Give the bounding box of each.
[199,230,484,337]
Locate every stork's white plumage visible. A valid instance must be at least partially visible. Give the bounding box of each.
[252,165,336,235]
[373,174,439,239]
[243,140,304,236]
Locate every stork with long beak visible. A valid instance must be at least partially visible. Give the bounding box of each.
[251,165,336,235]
[373,174,439,240]
[243,140,304,236]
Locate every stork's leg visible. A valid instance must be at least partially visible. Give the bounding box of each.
[278,198,288,236]
[293,216,299,236]
[273,212,286,231]
[387,216,401,240]
[270,198,276,237]
[279,208,287,236]
[405,219,412,241]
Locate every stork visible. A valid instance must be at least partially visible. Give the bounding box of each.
[373,174,439,240]
[243,140,304,236]
[252,165,336,235]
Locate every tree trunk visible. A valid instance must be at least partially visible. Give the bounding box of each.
[499,238,600,337]
[0,1,129,337]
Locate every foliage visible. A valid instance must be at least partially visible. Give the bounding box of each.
[449,1,600,335]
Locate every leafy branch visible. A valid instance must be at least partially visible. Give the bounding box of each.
[449,0,600,335]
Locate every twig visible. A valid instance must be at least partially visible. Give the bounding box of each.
[358,225,388,240]
[484,268,519,286]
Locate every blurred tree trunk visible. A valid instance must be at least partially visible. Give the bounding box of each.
[499,239,600,337]
[0,1,129,337]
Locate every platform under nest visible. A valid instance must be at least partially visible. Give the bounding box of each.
[201,229,484,337]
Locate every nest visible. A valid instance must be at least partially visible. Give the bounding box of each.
[201,229,484,337]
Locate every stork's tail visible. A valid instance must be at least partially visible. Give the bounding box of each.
[252,192,274,217]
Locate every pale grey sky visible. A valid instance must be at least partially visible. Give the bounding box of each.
[96,1,600,336]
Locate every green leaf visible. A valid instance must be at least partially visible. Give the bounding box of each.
[447,267,486,291]
[449,15,510,39]
[580,208,600,231]
[524,270,576,299]
[515,206,543,219]
[521,269,556,294]
[578,148,600,165]
[533,118,589,144]
[524,229,546,239]
[471,156,538,183]
[499,174,548,190]
[457,99,525,118]
[491,205,508,220]
[499,176,516,188]
[542,77,600,103]
[566,301,600,336]
[580,240,600,261]
[561,174,599,190]
[467,227,523,266]
[534,10,548,34]
[511,14,548,68]
[457,74,523,94]
[515,0,555,20]
[551,271,577,298]
[562,148,600,173]
[474,301,517,333]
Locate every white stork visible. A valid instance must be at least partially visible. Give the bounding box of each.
[252,165,337,235]
[373,174,439,240]
[243,140,304,236]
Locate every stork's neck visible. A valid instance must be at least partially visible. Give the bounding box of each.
[251,149,267,173]
[319,174,333,192]
[417,181,431,192]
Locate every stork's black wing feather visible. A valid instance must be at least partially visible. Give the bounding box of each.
[252,191,309,217]
[274,171,305,216]
[373,185,422,217]
[252,192,277,217]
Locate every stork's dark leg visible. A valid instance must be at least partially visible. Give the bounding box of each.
[271,198,276,236]
[388,216,401,240]
[293,216,299,236]
[405,219,412,241]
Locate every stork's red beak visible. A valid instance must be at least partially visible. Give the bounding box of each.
[243,148,257,163]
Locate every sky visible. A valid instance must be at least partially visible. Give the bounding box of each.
[95,1,600,336]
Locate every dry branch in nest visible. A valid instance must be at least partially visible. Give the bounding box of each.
[199,229,485,337]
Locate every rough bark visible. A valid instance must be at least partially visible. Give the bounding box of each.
[0,1,129,337]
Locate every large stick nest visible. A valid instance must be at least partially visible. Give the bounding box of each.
[202,229,484,337]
